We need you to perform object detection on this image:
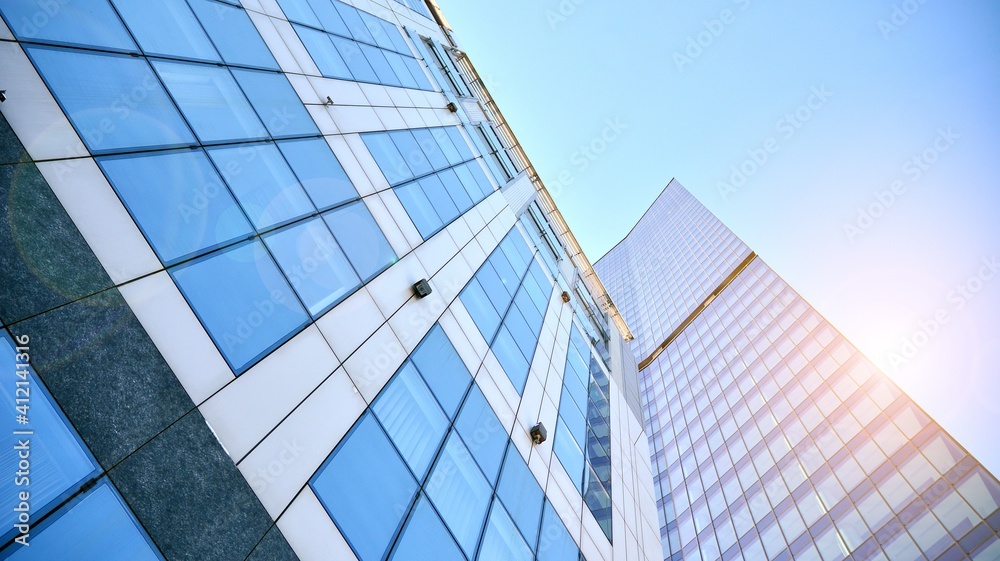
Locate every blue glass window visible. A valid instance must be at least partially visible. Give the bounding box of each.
[496,445,544,547]
[188,0,278,69]
[452,163,489,202]
[323,201,397,281]
[276,0,320,27]
[0,0,135,51]
[418,175,459,225]
[263,218,360,316]
[373,363,449,480]
[206,143,313,231]
[0,335,98,543]
[403,56,432,90]
[277,138,357,210]
[478,501,533,561]
[395,182,440,239]
[294,25,352,80]
[4,479,162,560]
[461,279,501,342]
[492,326,529,391]
[410,325,473,418]
[26,46,195,153]
[412,128,451,172]
[553,420,585,491]
[383,51,419,89]
[362,13,394,50]
[390,130,433,177]
[364,133,412,185]
[112,0,219,62]
[437,169,474,213]
[98,150,253,264]
[171,240,309,372]
[447,127,475,161]
[312,413,418,561]
[331,35,377,83]
[306,0,350,37]
[231,69,318,138]
[382,21,411,54]
[454,385,507,485]
[432,127,463,165]
[152,60,267,144]
[536,502,580,561]
[425,432,492,557]
[334,1,374,44]
[361,44,401,87]
[389,495,464,561]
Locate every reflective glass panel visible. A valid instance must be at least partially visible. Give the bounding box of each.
[389,495,464,561]
[478,501,533,561]
[112,0,219,61]
[496,445,544,546]
[277,138,357,210]
[373,363,449,480]
[454,385,506,484]
[188,0,278,69]
[330,35,377,83]
[294,25,352,80]
[410,325,473,418]
[0,0,135,51]
[323,201,397,281]
[426,432,491,557]
[231,68,318,138]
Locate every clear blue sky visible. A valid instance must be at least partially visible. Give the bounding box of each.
[435,0,1000,475]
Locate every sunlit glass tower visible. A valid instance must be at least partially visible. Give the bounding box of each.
[594,180,1000,561]
[0,1,661,560]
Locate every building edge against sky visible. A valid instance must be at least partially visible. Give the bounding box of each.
[0,1,659,560]
[595,180,1000,560]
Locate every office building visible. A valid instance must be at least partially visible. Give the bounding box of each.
[0,0,660,560]
[595,180,1000,561]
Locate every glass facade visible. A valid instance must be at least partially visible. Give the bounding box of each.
[595,180,1000,560]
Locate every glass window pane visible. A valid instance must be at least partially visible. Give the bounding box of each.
[4,480,161,561]
[112,0,219,62]
[295,25,352,80]
[263,218,360,316]
[26,46,195,153]
[364,132,413,185]
[438,168,474,213]
[276,0,320,27]
[922,432,965,475]
[152,60,267,143]
[382,20,410,53]
[554,419,585,490]
[454,384,507,484]
[361,12,394,50]
[453,162,487,204]
[496,444,544,546]
[277,138,358,210]
[425,432,492,558]
[373,363,449,480]
[492,326,529,392]
[536,501,579,561]
[389,495,464,561]
[231,68,318,138]
[463,161,495,199]
[396,182,442,239]
[403,55,432,90]
[0,0,136,51]
[432,127,464,165]
[383,50,419,89]
[460,279,502,344]
[305,0,349,36]
[312,413,418,561]
[390,130,433,177]
[956,469,1000,519]
[360,43,400,87]
[323,201,397,281]
[410,325,473,418]
[418,175,459,225]
[447,127,475,161]
[0,335,97,537]
[171,241,309,372]
[412,128,449,170]
[189,0,278,69]
[207,143,313,230]
[331,35,377,83]
[333,1,374,43]
[99,150,253,264]
[479,501,533,561]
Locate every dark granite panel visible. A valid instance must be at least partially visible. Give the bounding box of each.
[245,525,299,561]
[0,161,113,324]
[109,410,275,561]
[0,112,28,165]
[13,287,192,468]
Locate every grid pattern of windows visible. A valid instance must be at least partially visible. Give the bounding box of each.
[278,0,434,90]
[5,0,399,375]
[309,325,583,561]
[553,325,614,541]
[459,230,554,393]
[643,258,1000,560]
[392,0,433,20]
[594,181,750,360]
[0,334,162,558]
[362,126,496,239]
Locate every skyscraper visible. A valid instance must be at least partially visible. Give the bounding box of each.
[0,1,659,560]
[595,180,1000,561]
